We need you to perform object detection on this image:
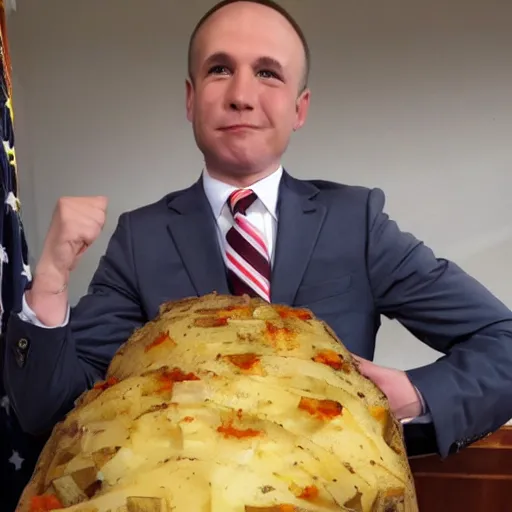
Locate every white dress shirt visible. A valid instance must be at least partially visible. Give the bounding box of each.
[202,165,282,267]
[20,288,70,328]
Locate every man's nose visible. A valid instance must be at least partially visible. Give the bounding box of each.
[226,71,256,111]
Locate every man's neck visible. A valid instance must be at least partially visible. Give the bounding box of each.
[205,161,282,188]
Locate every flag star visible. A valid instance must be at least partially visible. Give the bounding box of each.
[0,244,8,264]
[22,262,32,281]
[9,450,24,471]
[1,395,10,416]
[5,190,20,212]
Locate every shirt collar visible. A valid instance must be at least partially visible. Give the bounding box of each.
[202,165,283,220]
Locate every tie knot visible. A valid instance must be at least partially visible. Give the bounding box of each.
[229,189,257,215]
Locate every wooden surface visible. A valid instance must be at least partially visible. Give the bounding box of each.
[409,426,512,511]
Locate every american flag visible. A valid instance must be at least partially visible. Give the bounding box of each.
[0,2,47,509]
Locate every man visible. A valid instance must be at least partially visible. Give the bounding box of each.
[3,0,512,460]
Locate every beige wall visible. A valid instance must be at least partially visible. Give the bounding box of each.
[7,0,512,371]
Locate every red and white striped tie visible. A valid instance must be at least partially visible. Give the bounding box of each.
[225,189,271,302]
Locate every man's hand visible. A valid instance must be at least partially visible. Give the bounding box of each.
[26,196,108,326]
[352,355,423,421]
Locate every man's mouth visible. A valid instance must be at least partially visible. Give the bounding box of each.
[218,124,259,132]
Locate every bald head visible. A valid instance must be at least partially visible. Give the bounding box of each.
[184,0,312,182]
[187,0,310,93]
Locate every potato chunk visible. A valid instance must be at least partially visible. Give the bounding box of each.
[126,497,167,512]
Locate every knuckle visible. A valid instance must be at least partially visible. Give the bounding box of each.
[85,224,100,242]
[56,197,67,212]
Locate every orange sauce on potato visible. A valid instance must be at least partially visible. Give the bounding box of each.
[93,376,119,391]
[29,494,63,512]
[217,419,263,439]
[158,368,199,392]
[298,397,343,420]
[225,353,261,370]
[145,331,172,352]
[275,305,313,321]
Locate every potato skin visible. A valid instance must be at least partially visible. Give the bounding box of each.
[17,293,418,512]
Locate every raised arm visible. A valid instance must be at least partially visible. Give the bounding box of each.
[3,198,146,435]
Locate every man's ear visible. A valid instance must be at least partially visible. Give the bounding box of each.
[185,78,194,122]
[293,88,311,131]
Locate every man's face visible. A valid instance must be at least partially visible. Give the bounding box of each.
[186,2,310,179]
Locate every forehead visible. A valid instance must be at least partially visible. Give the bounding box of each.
[193,2,304,71]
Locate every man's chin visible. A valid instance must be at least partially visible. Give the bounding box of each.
[209,150,266,174]
[198,138,279,176]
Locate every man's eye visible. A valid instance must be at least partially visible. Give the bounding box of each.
[258,69,279,79]
[208,65,229,75]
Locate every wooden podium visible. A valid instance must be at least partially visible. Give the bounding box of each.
[409,426,512,511]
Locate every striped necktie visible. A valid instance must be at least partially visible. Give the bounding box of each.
[225,189,271,302]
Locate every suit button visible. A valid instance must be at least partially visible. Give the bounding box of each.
[15,338,29,368]
[17,338,29,351]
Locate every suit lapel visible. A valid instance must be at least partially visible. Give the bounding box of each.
[166,178,230,296]
[271,172,326,305]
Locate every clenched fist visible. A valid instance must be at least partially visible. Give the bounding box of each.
[26,196,108,326]
[40,196,108,276]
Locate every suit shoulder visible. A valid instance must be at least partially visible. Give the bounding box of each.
[303,178,381,205]
[117,185,192,224]
[309,178,369,194]
[294,177,390,222]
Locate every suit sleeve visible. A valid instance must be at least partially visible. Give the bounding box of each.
[2,212,145,436]
[365,187,512,458]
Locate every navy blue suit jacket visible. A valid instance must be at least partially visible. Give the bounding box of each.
[3,171,512,458]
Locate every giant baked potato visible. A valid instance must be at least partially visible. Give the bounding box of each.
[18,293,418,512]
